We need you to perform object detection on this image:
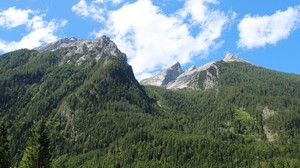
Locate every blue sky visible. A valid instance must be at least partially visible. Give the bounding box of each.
[0,0,300,79]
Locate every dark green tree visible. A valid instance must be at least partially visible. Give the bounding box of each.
[19,119,51,168]
[0,121,11,168]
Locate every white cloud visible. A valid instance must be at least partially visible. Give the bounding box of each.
[0,7,67,53]
[72,0,105,22]
[238,6,300,49]
[0,7,32,28]
[179,0,217,24]
[94,0,232,79]
[72,0,124,22]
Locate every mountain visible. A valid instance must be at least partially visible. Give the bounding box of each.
[144,52,300,142]
[1,37,300,167]
[0,36,152,165]
[141,53,252,90]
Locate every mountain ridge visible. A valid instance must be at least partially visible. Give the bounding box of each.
[141,53,251,90]
[35,36,127,65]
[34,37,78,52]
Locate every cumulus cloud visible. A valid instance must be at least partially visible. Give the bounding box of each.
[0,7,67,53]
[238,6,300,49]
[87,0,232,79]
[0,7,32,28]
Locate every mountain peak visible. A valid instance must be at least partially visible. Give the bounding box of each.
[223,53,246,63]
[140,62,183,87]
[166,61,218,90]
[168,62,183,72]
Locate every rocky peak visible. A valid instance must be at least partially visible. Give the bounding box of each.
[168,62,183,74]
[223,53,246,63]
[166,61,218,90]
[140,62,183,87]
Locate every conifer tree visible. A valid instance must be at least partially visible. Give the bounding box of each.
[19,119,51,168]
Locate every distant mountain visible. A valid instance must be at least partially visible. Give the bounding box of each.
[1,37,300,167]
[141,53,252,90]
[140,62,183,87]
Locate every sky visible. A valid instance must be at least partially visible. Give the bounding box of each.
[0,0,300,80]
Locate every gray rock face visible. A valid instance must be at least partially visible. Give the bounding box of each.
[140,62,183,87]
[34,36,127,64]
[167,61,219,90]
[34,37,78,52]
[141,53,249,90]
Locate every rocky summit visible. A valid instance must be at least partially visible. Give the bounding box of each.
[35,36,127,64]
[223,52,249,63]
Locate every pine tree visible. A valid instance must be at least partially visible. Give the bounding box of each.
[19,119,51,168]
[0,121,11,168]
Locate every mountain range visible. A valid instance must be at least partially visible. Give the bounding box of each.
[1,37,300,167]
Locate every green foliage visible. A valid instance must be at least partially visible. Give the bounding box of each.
[19,146,38,168]
[234,108,257,134]
[0,121,11,168]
